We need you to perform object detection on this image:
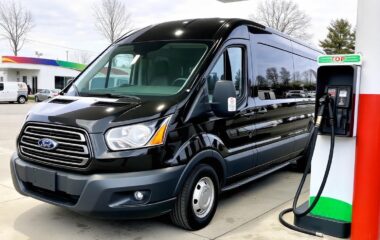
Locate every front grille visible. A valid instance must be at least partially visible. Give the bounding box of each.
[18,123,91,167]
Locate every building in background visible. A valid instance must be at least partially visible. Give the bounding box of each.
[0,56,86,93]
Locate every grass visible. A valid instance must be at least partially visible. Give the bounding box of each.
[28,95,35,102]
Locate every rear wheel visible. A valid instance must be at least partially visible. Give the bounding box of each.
[170,164,219,230]
[18,96,26,104]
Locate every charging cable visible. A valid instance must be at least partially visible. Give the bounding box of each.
[279,95,335,237]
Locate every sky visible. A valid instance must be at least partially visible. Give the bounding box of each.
[0,0,358,63]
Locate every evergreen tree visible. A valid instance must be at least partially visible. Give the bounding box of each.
[320,19,355,54]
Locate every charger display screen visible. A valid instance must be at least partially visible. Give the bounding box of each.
[327,88,337,98]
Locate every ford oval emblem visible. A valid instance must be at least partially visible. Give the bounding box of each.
[37,138,58,150]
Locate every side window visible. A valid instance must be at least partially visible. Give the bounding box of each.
[207,46,244,102]
[0,83,3,91]
[293,55,317,98]
[227,48,243,97]
[255,44,294,100]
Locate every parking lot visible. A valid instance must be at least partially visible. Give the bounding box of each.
[0,102,339,240]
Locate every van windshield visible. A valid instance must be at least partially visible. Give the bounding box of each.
[73,42,208,98]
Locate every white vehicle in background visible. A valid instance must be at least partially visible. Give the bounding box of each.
[0,82,28,104]
[307,90,316,98]
[286,90,308,98]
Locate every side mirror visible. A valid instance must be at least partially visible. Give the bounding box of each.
[211,80,237,117]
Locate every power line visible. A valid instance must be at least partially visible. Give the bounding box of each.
[24,38,99,54]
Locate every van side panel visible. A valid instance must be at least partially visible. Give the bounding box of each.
[250,32,297,167]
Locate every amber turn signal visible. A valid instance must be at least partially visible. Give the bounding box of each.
[149,121,169,145]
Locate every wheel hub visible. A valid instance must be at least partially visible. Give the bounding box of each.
[192,177,215,218]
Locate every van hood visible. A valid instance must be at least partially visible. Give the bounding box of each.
[25,96,177,133]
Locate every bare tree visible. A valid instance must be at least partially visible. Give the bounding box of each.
[250,0,312,41]
[74,51,93,64]
[93,0,132,44]
[0,0,33,56]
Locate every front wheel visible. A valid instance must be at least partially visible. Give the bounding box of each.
[18,96,26,104]
[170,164,219,230]
[35,96,39,102]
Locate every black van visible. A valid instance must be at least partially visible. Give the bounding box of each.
[10,18,322,230]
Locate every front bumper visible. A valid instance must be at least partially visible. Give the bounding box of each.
[10,153,185,219]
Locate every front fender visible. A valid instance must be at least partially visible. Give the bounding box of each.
[173,149,227,196]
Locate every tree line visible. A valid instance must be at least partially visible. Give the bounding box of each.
[250,0,356,54]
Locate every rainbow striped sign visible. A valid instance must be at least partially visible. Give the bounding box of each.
[1,56,86,71]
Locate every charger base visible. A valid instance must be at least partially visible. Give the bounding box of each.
[294,202,351,238]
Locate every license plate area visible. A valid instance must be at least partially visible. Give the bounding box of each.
[31,167,56,191]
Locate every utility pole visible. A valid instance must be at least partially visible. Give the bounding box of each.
[66,50,69,61]
[35,51,43,58]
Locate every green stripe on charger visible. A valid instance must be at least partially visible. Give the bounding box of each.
[309,196,352,222]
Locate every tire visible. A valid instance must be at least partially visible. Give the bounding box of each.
[170,164,219,230]
[18,96,26,104]
[35,96,39,102]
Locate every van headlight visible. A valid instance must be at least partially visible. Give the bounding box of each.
[105,116,171,151]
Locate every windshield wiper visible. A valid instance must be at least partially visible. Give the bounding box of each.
[80,92,141,101]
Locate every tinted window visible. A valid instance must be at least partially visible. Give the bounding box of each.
[227,48,243,97]
[255,44,294,100]
[0,83,3,91]
[207,47,244,102]
[293,54,317,98]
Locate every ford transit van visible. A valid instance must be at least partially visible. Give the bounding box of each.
[10,18,322,230]
[0,82,28,103]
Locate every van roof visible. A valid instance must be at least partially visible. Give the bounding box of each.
[117,18,323,54]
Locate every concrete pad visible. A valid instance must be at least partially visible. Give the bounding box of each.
[0,184,24,203]
[0,198,208,240]
[0,149,15,187]
[216,194,343,240]
[194,171,310,239]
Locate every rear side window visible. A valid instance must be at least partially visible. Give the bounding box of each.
[255,44,294,100]
[207,46,244,102]
[0,83,3,91]
[293,55,317,94]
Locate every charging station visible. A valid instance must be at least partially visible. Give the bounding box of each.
[289,54,362,238]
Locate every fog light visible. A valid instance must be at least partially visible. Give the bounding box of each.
[134,191,144,201]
